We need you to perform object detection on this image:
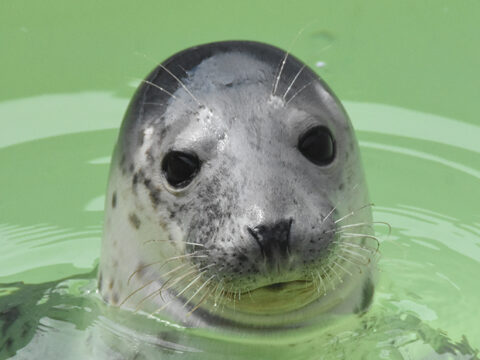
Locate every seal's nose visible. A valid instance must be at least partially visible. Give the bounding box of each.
[247,218,293,267]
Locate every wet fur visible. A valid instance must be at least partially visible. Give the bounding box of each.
[99,41,375,329]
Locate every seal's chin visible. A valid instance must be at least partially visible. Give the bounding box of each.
[222,280,320,315]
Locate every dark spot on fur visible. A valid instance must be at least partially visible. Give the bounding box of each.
[238,254,248,262]
[112,191,117,208]
[160,127,168,139]
[129,213,141,229]
[120,154,126,174]
[338,183,344,191]
[149,190,161,207]
[142,178,161,206]
[133,173,138,186]
[108,279,114,290]
[112,293,119,305]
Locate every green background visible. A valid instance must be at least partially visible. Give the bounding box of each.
[1,0,479,124]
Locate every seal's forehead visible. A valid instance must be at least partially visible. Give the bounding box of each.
[162,41,286,73]
[118,41,348,157]
[187,52,275,87]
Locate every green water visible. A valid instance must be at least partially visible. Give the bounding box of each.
[1,1,479,359]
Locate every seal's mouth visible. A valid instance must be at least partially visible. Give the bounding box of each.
[221,280,320,315]
[248,280,310,293]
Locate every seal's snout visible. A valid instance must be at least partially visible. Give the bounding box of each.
[247,218,293,267]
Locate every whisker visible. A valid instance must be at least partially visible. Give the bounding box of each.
[143,239,206,248]
[153,272,205,314]
[329,223,372,233]
[272,25,308,96]
[340,233,380,251]
[315,269,327,295]
[283,65,306,100]
[156,263,194,302]
[272,51,289,96]
[337,221,389,231]
[339,248,369,263]
[212,284,226,312]
[334,203,375,224]
[323,184,360,224]
[333,221,391,236]
[322,205,337,225]
[220,287,229,313]
[337,254,369,270]
[327,263,343,284]
[119,279,155,306]
[142,80,178,100]
[187,286,215,316]
[134,264,191,310]
[177,273,204,297]
[127,253,207,284]
[160,265,212,295]
[213,279,225,306]
[285,81,314,104]
[332,260,353,276]
[157,63,204,108]
[140,272,195,311]
[127,260,162,285]
[323,266,335,290]
[335,237,380,255]
[135,288,163,313]
[184,275,215,308]
[334,241,378,254]
[161,263,190,278]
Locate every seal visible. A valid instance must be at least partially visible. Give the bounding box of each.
[98,41,377,329]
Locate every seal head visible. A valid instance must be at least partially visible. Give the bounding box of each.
[99,41,375,329]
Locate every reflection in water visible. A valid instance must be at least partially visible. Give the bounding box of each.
[1,265,478,359]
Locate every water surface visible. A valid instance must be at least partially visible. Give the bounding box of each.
[1,0,479,358]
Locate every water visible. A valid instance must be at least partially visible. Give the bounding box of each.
[1,93,478,358]
[1,1,479,359]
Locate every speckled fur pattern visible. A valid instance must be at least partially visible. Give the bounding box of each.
[98,41,375,329]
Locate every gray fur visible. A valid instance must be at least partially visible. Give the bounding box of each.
[99,41,374,329]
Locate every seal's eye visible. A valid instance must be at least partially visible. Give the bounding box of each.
[162,151,200,188]
[298,126,335,166]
